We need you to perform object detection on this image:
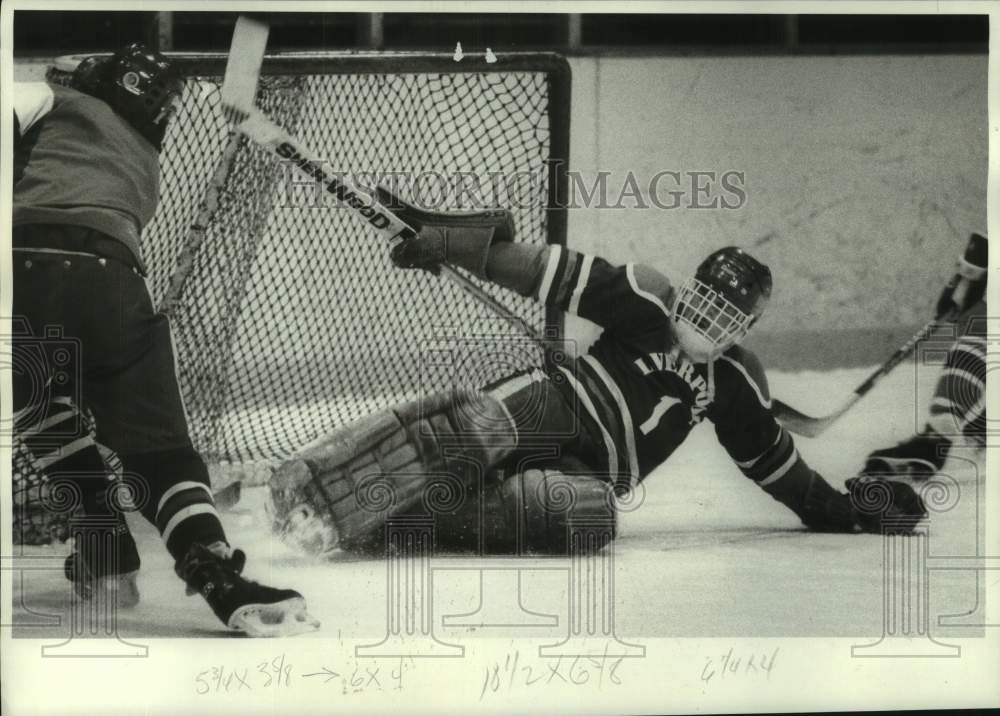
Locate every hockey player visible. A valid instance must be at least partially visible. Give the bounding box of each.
[269,189,926,555]
[12,44,318,635]
[861,232,987,480]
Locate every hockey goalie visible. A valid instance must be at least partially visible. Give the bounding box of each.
[269,188,927,556]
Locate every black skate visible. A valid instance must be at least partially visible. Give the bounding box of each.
[175,542,320,637]
[863,429,951,481]
[64,519,141,609]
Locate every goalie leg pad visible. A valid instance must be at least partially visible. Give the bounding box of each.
[496,469,617,555]
[270,389,518,554]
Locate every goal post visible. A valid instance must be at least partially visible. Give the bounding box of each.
[13,51,571,542]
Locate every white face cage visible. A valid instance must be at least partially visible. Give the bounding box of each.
[671,276,755,357]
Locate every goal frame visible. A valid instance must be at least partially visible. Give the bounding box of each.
[13,51,573,543]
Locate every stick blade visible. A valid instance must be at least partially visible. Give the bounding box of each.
[221,15,269,116]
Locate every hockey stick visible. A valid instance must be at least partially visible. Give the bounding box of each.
[772,311,958,438]
[159,130,243,315]
[222,17,559,353]
[160,15,269,315]
[236,111,557,349]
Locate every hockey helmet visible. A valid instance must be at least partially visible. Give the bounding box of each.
[672,246,772,361]
[71,43,183,149]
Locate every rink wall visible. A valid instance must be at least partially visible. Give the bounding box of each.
[564,54,988,369]
[13,53,988,369]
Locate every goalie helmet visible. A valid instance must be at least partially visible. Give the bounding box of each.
[672,246,772,362]
[71,43,183,150]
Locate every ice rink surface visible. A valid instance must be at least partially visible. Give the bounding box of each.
[10,363,985,640]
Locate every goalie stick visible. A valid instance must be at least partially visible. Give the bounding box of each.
[222,17,560,354]
[236,111,557,350]
[772,309,959,438]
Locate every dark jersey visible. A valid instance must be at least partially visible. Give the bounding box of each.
[536,245,800,492]
[13,82,160,272]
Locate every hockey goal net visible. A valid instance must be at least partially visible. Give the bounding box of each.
[13,52,570,544]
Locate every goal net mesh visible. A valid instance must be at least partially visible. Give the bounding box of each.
[13,54,568,544]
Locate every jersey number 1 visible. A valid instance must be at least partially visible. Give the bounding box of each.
[639,395,681,435]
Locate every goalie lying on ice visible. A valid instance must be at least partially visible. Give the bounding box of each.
[269,189,927,555]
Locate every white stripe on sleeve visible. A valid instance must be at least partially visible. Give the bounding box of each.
[536,244,562,304]
[568,254,594,315]
[758,449,799,486]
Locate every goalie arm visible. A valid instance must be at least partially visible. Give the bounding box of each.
[380,188,676,331]
[475,242,679,336]
[408,234,676,335]
[711,347,926,534]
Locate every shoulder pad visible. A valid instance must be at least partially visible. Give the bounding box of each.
[715,346,772,409]
[626,263,675,316]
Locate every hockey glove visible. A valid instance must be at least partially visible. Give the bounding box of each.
[845,476,927,535]
[390,228,447,275]
[376,186,515,278]
[935,232,987,320]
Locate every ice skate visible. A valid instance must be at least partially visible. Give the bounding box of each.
[175,542,320,637]
[862,429,951,481]
[64,520,141,609]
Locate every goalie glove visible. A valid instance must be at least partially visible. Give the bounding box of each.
[772,468,926,535]
[935,231,987,320]
[845,476,928,535]
[375,186,515,278]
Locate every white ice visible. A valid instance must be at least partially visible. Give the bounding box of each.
[10,364,984,639]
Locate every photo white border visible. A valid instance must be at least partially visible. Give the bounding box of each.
[1,1,997,713]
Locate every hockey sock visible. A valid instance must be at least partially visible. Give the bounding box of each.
[15,398,116,516]
[121,446,228,562]
[927,334,986,445]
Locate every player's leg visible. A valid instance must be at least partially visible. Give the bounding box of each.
[271,368,614,555]
[926,311,986,447]
[478,371,617,554]
[487,462,617,555]
[78,252,317,636]
[864,302,986,479]
[391,371,615,555]
[11,245,140,607]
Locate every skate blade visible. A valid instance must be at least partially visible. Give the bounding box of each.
[228,597,320,637]
[73,570,141,609]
